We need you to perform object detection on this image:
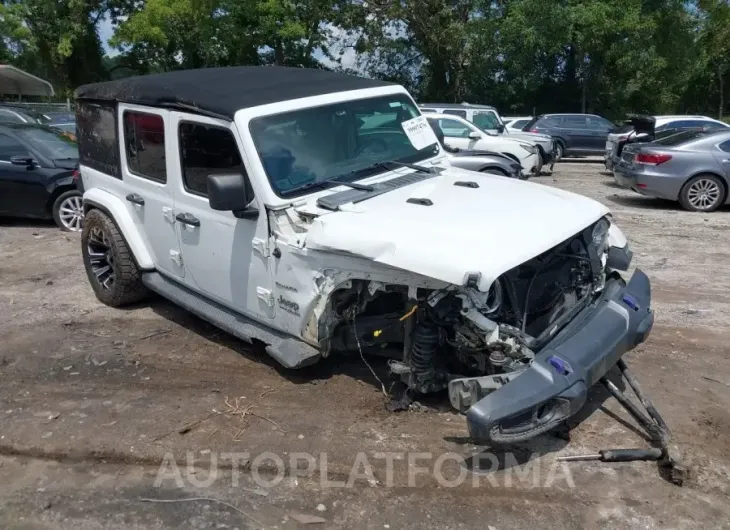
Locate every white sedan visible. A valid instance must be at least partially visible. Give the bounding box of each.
[503,116,533,132]
[428,113,542,174]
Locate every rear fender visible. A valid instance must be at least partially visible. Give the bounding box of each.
[82,187,154,270]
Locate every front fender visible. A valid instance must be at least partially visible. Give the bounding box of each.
[46,175,75,194]
[82,188,155,270]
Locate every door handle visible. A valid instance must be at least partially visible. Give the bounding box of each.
[126,193,145,206]
[175,212,200,227]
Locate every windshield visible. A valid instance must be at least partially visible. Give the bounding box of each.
[472,111,501,131]
[250,94,437,198]
[18,127,78,160]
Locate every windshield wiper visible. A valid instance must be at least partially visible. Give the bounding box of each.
[284,159,435,196]
[366,159,437,175]
[285,175,376,195]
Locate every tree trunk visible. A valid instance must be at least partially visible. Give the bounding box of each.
[274,39,285,66]
[719,64,725,120]
[581,78,587,114]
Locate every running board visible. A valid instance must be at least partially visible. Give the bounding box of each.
[141,272,321,369]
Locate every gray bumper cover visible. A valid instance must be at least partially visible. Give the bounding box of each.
[466,269,654,443]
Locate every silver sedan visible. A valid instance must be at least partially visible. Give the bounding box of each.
[613,129,730,211]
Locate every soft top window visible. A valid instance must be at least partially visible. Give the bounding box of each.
[76,101,119,178]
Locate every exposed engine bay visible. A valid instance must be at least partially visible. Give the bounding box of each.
[322,222,608,409]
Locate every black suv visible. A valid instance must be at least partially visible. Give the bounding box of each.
[522,113,617,159]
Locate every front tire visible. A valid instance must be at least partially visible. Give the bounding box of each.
[679,174,725,212]
[81,209,148,307]
[52,190,84,232]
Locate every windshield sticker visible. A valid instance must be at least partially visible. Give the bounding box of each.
[401,115,438,150]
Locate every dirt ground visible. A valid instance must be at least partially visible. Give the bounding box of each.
[1,161,730,529]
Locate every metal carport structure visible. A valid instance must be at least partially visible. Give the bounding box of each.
[0,65,54,98]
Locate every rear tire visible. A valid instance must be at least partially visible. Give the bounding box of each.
[52,190,83,232]
[678,174,725,212]
[81,209,148,307]
[554,142,565,161]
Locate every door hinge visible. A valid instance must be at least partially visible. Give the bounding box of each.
[252,238,270,257]
[170,250,183,266]
[162,206,175,223]
[256,287,274,306]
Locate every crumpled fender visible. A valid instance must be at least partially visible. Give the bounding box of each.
[82,187,154,270]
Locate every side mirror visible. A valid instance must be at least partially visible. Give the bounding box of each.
[468,131,482,140]
[10,155,35,168]
[207,174,252,212]
[496,124,505,133]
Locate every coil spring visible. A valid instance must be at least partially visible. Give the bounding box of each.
[410,323,440,378]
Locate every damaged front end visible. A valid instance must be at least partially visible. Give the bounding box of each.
[315,217,651,443]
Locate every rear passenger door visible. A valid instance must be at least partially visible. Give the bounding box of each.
[586,115,616,150]
[118,104,185,279]
[169,113,274,320]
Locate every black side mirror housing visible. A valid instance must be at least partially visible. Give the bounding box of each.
[10,155,35,167]
[207,174,252,212]
[496,124,505,133]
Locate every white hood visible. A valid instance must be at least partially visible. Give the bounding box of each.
[304,169,609,291]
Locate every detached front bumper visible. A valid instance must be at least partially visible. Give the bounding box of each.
[465,269,654,443]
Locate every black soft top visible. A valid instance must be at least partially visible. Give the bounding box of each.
[75,66,396,120]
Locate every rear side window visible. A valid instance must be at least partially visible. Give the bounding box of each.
[719,140,730,152]
[511,119,530,130]
[528,116,561,128]
[123,111,167,183]
[562,116,589,129]
[179,123,252,198]
[654,130,705,146]
[443,109,467,119]
[76,101,120,178]
[0,133,28,160]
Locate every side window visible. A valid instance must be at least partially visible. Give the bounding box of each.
[0,109,23,123]
[589,116,615,131]
[443,109,467,119]
[719,140,730,153]
[563,116,589,129]
[0,133,28,161]
[539,116,562,127]
[123,111,167,182]
[179,122,252,199]
[76,102,120,178]
[437,118,472,138]
[472,111,501,130]
[687,119,721,130]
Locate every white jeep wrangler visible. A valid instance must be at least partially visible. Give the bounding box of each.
[75,67,654,443]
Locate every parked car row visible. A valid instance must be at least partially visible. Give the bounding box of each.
[0,123,83,231]
[419,103,557,171]
[612,127,730,211]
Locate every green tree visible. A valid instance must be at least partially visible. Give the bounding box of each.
[0,0,110,94]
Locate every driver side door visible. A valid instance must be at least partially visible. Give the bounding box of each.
[169,112,275,321]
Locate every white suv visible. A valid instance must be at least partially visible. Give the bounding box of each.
[75,67,653,443]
